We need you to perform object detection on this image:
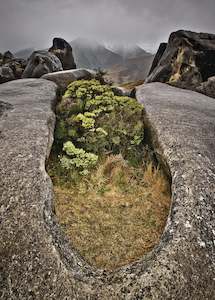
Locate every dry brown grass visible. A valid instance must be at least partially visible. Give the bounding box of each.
[52,155,171,271]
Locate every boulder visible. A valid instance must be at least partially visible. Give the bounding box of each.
[22,50,63,78]
[5,58,27,79]
[49,37,76,70]
[42,68,96,89]
[146,30,215,92]
[196,76,215,99]
[0,65,15,83]
[0,50,27,83]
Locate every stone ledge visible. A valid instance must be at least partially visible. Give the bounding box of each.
[0,79,214,299]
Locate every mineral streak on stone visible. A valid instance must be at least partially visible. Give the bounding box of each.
[0,79,214,299]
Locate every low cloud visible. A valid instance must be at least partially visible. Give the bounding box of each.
[0,0,214,52]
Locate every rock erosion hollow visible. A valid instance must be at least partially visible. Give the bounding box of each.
[47,78,171,271]
[0,79,214,299]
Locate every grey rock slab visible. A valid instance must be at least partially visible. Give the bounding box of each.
[0,79,106,300]
[42,68,97,89]
[134,82,215,298]
[0,79,215,299]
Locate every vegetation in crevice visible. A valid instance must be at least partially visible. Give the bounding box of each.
[47,77,171,270]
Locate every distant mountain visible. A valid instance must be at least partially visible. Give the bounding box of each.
[70,38,154,83]
[107,44,151,59]
[15,48,35,59]
[70,38,123,69]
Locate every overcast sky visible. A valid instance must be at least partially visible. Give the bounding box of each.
[0,0,215,53]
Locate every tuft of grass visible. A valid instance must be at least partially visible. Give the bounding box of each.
[49,155,171,270]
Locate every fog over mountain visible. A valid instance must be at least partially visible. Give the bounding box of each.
[0,0,215,53]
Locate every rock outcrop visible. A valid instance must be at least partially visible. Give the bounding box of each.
[0,52,27,83]
[146,30,215,97]
[42,68,96,89]
[0,79,214,299]
[21,38,76,79]
[22,50,63,78]
[2,51,14,64]
[0,65,15,83]
[49,37,76,70]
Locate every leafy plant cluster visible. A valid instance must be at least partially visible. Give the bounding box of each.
[55,79,145,175]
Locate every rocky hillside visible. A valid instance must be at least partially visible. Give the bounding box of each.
[2,37,154,85]
[70,38,123,69]
[106,54,154,84]
[71,38,154,83]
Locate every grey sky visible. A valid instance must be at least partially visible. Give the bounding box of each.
[0,0,214,53]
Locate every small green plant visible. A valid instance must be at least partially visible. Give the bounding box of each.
[55,79,145,175]
[60,141,98,175]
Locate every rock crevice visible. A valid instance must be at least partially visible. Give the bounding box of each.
[0,79,214,299]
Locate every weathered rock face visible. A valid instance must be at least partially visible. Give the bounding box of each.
[147,42,167,76]
[0,51,27,83]
[0,79,214,299]
[6,58,27,78]
[146,30,215,94]
[0,65,15,83]
[22,50,63,78]
[49,37,76,70]
[196,76,215,98]
[42,68,96,89]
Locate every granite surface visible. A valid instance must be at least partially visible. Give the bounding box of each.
[42,68,96,90]
[0,79,214,299]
